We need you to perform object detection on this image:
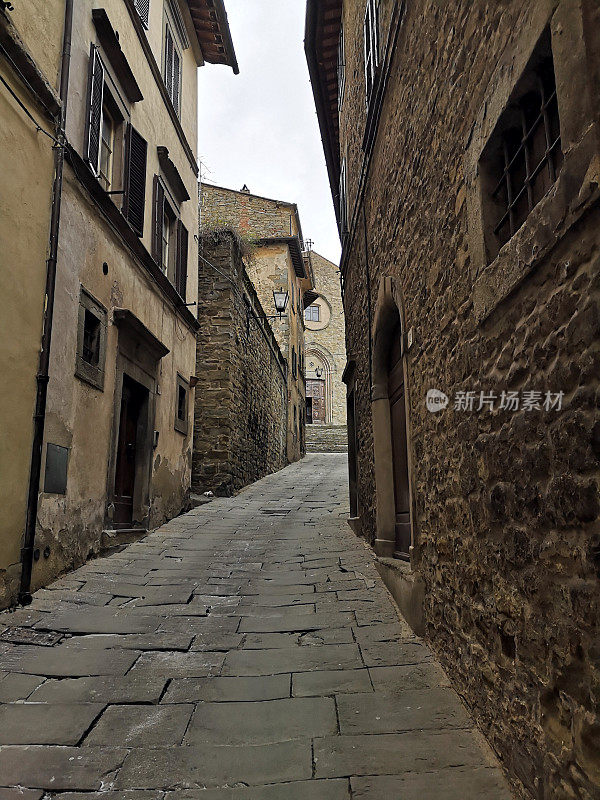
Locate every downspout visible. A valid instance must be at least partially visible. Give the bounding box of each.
[19,0,73,605]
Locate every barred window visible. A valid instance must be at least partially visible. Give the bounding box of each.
[364,0,379,102]
[337,25,346,111]
[484,28,563,255]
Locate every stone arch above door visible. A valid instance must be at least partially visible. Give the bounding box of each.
[306,343,335,424]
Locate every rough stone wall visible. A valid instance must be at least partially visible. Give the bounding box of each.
[304,251,347,426]
[193,231,288,495]
[200,183,300,240]
[200,183,308,465]
[245,244,306,464]
[336,0,600,798]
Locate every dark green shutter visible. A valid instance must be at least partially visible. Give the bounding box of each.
[86,46,104,175]
[176,220,188,300]
[152,176,165,267]
[123,124,147,237]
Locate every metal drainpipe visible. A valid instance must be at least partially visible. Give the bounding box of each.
[18,0,73,605]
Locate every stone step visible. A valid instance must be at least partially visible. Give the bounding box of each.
[306,425,348,453]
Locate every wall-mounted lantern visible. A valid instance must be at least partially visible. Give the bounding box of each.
[272,287,289,318]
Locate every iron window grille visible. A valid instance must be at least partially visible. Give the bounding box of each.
[133,0,150,28]
[75,288,107,391]
[364,0,380,102]
[337,25,346,111]
[174,374,189,435]
[82,310,101,365]
[339,157,348,236]
[491,53,563,248]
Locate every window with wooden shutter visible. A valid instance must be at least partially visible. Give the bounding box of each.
[172,48,181,115]
[163,20,181,116]
[164,24,174,98]
[152,175,166,267]
[133,0,150,28]
[175,220,188,300]
[86,46,105,176]
[123,125,148,237]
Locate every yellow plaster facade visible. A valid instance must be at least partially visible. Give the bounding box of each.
[0,4,64,607]
[0,0,237,606]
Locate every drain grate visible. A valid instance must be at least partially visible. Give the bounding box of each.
[0,627,63,647]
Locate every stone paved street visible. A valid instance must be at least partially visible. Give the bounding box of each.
[0,455,512,798]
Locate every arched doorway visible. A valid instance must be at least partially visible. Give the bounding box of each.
[388,323,411,556]
[371,277,413,559]
[306,345,334,425]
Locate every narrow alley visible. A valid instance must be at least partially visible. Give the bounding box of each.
[0,455,511,797]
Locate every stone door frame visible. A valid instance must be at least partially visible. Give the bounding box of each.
[105,309,169,531]
[306,343,335,424]
[371,276,416,559]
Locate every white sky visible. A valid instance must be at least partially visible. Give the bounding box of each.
[197,0,341,265]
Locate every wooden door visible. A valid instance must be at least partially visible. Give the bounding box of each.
[113,376,146,526]
[306,379,326,424]
[388,327,411,556]
[306,397,313,425]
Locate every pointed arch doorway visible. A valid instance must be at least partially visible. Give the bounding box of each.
[372,278,413,559]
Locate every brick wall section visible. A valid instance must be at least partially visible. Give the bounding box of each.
[327,1,600,798]
[193,231,288,495]
[200,183,300,240]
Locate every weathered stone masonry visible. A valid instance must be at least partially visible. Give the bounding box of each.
[193,231,288,495]
[307,1,600,798]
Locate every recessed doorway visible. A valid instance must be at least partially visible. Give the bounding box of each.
[113,374,148,527]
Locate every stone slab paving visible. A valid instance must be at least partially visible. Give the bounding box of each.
[0,454,513,797]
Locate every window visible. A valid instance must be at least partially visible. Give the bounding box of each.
[75,288,107,391]
[133,0,150,28]
[86,46,147,236]
[152,175,189,299]
[162,201,176,274]
[174,374,189,435]
[364,0,380,102]
[337,25,346,111]
[163,20,181,115]
[339,157,348,235]
[482,28,562,256]
[292,346,297,379]
[305,304,320,323]
[82,310,101,365]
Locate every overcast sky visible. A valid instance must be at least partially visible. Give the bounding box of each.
[197,0,341,265]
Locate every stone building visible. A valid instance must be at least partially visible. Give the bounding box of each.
[307,1,600,798]
[303,250,346,426]
[303,249,348,453]
[0,0,237,608]
[193,229,288,496]
[200,183,315,463]
[0,1,65,608]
